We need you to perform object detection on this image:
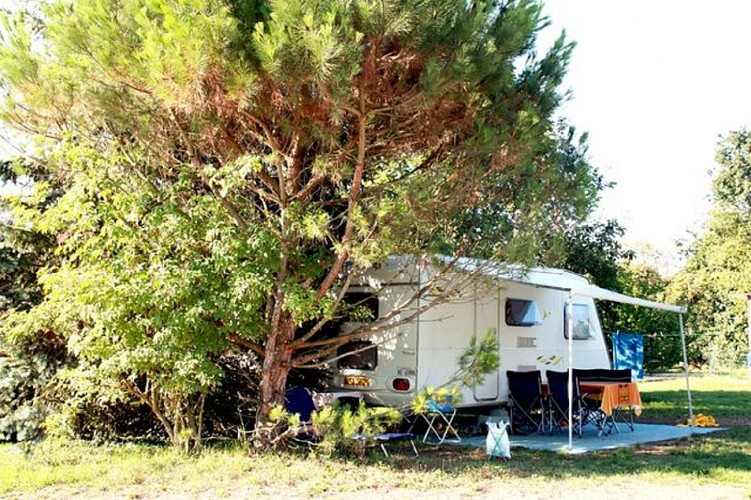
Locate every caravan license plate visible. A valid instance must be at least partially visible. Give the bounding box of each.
[343,375,372,387]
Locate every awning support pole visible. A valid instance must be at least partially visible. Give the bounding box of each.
[679,313,694,430]
[567,292,574,452]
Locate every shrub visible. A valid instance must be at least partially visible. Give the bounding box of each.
[0,333,70,442]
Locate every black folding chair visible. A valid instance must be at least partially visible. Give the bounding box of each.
[609,369,633,381]
[574,368,612,381]
[574,368,633,436]
[546,370,601,437]
[506,370,545,435]
[574,369,610,415]
[593,369,634,432]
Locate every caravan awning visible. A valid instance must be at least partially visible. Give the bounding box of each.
[451,257,687,313]
[570,284,687,314]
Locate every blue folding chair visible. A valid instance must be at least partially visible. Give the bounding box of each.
[286,388,418,457]
[373,430,419,457]
[284,387,317,441]
[284,387,316,422]
[421,397,461,443]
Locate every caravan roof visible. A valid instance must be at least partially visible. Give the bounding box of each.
[378,255,685,314]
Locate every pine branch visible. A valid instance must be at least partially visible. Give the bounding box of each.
[228,333,265,357]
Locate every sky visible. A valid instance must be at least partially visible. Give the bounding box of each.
[538,1,751,268]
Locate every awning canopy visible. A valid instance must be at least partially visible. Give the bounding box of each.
[449,256,687,314]
[571,284,687,314]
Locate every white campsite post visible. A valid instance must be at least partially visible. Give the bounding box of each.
[746,294,751,380]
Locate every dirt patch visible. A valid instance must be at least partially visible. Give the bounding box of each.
[18,478,750,500]
[710,416,751,426]
[633,438,692,455]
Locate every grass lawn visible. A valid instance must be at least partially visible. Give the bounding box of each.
[639,374,751,423]
[1,375,750,499]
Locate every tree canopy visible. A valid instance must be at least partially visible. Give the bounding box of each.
[670,130,751,368]
[0,0,601,446]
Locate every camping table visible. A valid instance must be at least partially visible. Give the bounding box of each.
[579,381,642,434]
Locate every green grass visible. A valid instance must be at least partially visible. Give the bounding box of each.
[1,375,750,498]
[639,375,751,421]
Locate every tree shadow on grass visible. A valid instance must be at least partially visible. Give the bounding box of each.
[364,426,751,480]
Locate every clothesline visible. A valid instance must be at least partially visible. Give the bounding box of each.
[605,331,702,338]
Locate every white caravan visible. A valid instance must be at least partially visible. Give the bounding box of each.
[324,257,612,408]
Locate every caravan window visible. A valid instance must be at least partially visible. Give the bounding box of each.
[315,292,379,340]
[342,292,379,323]
[563,303,594,339]
[505,299,543,326]
[337,340,377,370]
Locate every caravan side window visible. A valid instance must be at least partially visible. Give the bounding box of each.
[563,303,594,339]
[337,340,377,370]
[317,292,379,340]
[505,299,543,326]
[335,292,379,370]
[342,292,379,323]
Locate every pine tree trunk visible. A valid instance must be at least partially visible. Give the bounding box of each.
[256,315,295,429]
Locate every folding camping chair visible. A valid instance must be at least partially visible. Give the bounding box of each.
[573,369,612,434]
[506,370,545,435]
[421,397,461,443]
[570,370,611,436]
[372,430,419,457]
[284,387,316,422]
[546,370,595,437]
[573,368,635,434]
[359,407,420,458]
[608,369,635,430]
[284,387,318,442]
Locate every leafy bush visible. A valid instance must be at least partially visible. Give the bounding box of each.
[0,352,49,441]
[47,395,167,443]
[0,334,70,442]
[311,401,401,457]
[202,350,261,440]
[40,349,261,444]
[411,386,463,415]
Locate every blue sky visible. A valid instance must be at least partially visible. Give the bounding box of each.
[540,1,751,265]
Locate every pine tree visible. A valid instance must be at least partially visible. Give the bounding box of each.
[0,0,599,446]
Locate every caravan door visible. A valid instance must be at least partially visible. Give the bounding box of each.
[472,286,500,401]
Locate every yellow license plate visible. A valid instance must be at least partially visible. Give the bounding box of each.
[343,375,372,387]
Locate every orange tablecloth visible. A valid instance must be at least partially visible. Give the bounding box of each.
[581,382,642,416]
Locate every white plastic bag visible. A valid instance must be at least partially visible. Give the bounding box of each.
[485,420,511,460]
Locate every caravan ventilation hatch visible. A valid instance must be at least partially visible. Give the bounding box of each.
[517,336,537,348]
